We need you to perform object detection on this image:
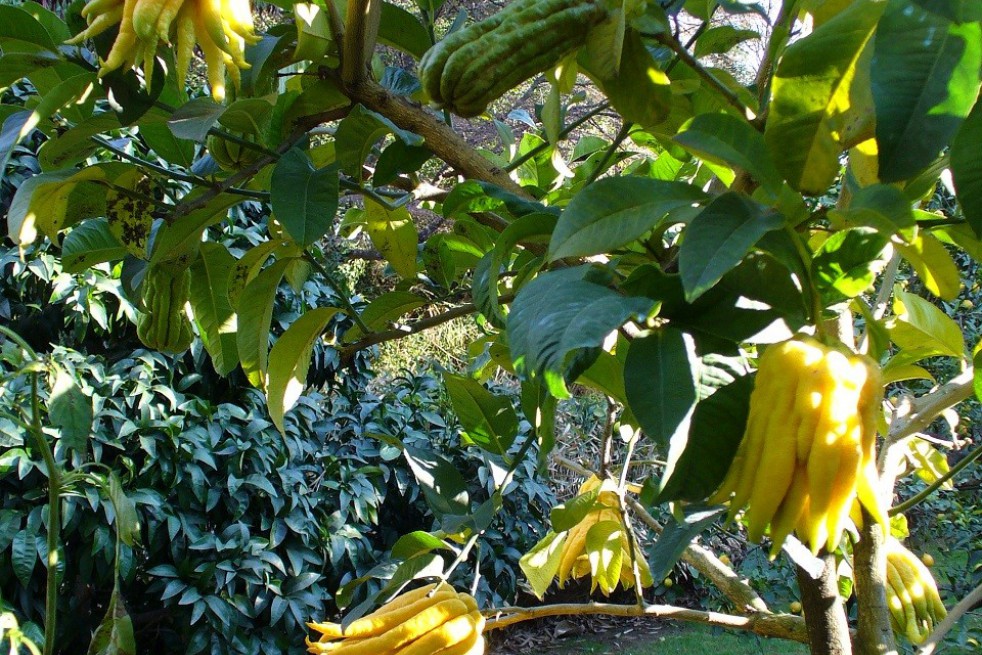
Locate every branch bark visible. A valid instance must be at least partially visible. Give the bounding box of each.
[484,602,808,643]
[853,514,897,655]
[342,0,382,86]
[342,78,526,195]
[797,553,853,655]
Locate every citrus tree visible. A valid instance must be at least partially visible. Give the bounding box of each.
[2,0,982,654]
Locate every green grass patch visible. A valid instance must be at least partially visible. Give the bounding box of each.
[520,623,809,655]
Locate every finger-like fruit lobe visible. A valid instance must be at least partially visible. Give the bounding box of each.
[136,266,194,353]
[553,476,653,595]
[884,539,947,644]
[207,133,262,171]
[306,584,485,655]
[708,335,887,556]
[418,0,609,117]
[68,0,259,102]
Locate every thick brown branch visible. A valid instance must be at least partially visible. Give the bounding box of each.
[484,603,808,643]
[343,78,526,195]
[797,554,853,655]
[342,0,381,85]
[853,516,897,655]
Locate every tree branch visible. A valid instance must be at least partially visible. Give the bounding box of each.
[342,78,526,195]
[342,0,382,86]
[651,32,754,121]
[886,369,975,444]
[797,554,853,655]
[484,602,808,643]
[853,515,897,655]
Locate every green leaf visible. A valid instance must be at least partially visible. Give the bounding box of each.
[548,177,708,260]
[149,192,242,269]
[271,148,340,247]
[343,291,427,342]
[585,520,624,596]
[894,232,961,301]
[679,192,785,302]
[508,267,655,399]
[62,219,128,274]
[624,328,697,446]
[106,170,154,259]
[0,4,60,52]
[764,0,883,194]
[107,473,140,547]
[38,113,121,171]
[475,212,555,325]
[403,445,470,518]
[48,364,92,449]
[584,29,671,129]
[951,100,982,238]
[828,184,916,234]
[442,373,518,456]
[236,259,292,389]
[550,488,602,532]
[188,243,239,377]
[674,112,782,195]
[912,0,982,23]
[11,528,35,588]
[890,288,964,359]
[335,105,422,178]
[694,25,759,57]
[364,199,418,279]
[267,307,341,433]
[390,531,452,561]
[811,228,889,304]
[87,583,136,655]
[227,240,282,309]
[646,507,726,583]
[7,166,111,246]
[872,0,982,182]
[657,374,755,503]
[167,97,226,142]
[378,2,431,59]
[519,531,567,599]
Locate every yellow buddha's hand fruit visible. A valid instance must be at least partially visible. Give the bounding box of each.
[708,334,887,556]
[556,476,654,595]
[306,583,485,655]
[885,539,947,644]
[67,0,259,102]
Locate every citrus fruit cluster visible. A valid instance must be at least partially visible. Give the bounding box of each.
[68,0,258,101]
[710,335,887,556]
[306,583,484,655]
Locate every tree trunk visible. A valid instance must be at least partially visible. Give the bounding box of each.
[797,553,853,655]
[853,514,898,655]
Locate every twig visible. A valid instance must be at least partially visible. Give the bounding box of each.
[652,32,754,121]
[484,602,808,643]
[586,121,633,185]
[889,442,982,515]
[887,370,975,444]
[504,102,611,173]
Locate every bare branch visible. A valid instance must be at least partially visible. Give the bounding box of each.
[484,602,808,643]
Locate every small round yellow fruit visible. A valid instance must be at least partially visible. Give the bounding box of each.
[921,553,935,567]
[719,554,732,566]
[961,299,974,310]
[663,578,673,588]
[790,601,802,614]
